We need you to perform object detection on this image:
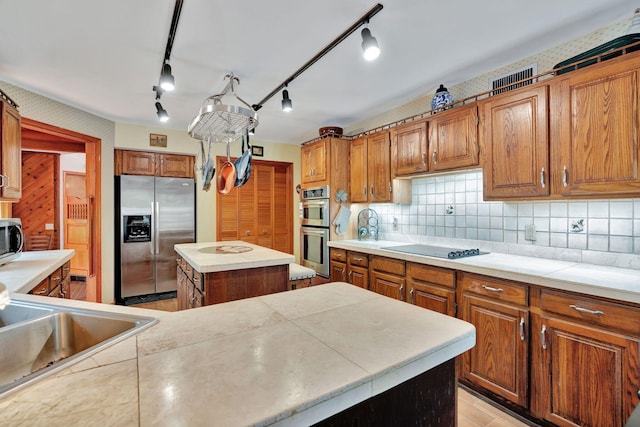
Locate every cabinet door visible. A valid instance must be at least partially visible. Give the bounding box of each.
[237,174,257,244]
[256,165,274,248]
[177,266,187,311]
[391,120,428,177]
[350,137,368,202]
[301,139,327,184]
[369,271,405,301]
[408,281,455,316]
[158,154,194,178]
[552,56,640,196]
[330,260,346,282]
[0,101,21,200]
[460,293,528,407]
[272,164,292,253]
[348,265,368,288]
[531,314,640,427]
[121,151,157,176]
[429,103,479,171]
[481,85,550,199]
[367,131,391,202]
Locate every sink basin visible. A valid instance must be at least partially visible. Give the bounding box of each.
[0,300,157,397]
[0,301,54,327]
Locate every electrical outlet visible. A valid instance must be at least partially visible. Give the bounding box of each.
[525,224,536,241]
[45,223,54,231]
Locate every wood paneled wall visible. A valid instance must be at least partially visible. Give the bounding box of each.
[13,151,59,248]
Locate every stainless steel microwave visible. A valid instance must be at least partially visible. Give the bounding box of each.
[0,218,23,266]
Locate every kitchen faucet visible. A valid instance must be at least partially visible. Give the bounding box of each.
[0,283,9,309]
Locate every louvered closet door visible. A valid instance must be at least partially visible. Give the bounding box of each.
[272,164,292,253]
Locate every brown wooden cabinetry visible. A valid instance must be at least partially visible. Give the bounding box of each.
[480,84,550,199]
[301,139,327,184]
[346,251,368,288]
[349,136,368,203]
[531,289,640,427]
[216,160,293,253]
[428,103,479,172]
[0,100,22,201]
[406,262,455,316]
[329,248,347,282]
[458,272,529,407]
[551,53,640,197]
[369,255,405,301]
[115,149,195,178]
[28,261,71,299]
[390,120,428,177]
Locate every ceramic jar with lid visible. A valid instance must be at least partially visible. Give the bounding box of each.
[431,84,454,112]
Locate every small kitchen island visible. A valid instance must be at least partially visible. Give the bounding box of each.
[0,283,475,426]
[174,241,295,309]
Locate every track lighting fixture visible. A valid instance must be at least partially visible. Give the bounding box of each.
[159,62,175,91]
[361,27,380,61]
[156,102,169,122]
[252,3,383,111]
[281,89,293,112]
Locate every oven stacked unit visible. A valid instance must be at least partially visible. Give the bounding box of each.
[300,185,331,278]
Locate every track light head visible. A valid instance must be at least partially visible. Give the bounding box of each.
[159,62,175,91]
[281,89,293,112]
[248,127,255,136]
[361,27,380,61]
[155,102,169,122]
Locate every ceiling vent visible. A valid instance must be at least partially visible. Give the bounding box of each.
[489,63,537,95]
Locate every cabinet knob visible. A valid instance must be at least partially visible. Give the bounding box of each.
[245,230,251,236]
[263,229,268,235]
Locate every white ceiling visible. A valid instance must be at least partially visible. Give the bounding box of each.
[0,0,635,144]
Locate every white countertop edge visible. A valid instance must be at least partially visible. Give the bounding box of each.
[329,240,640,305]
[269,331,475,426]
[0,250,75,293]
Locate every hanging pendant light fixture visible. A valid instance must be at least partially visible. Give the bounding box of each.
[152,0,183,121]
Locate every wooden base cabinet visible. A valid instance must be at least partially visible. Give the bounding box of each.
[458,272,529,408]
[329,248,347,282]
[368,256,405,301]
[407,262,456,316]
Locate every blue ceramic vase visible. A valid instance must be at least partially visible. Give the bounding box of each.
[431,84,453,112]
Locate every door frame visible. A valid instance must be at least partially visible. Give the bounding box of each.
[20,118,102,302]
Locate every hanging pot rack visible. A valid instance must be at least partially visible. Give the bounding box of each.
[188,73,259,143]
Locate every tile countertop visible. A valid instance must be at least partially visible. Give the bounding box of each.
[329,240,640,304]
[0,250,75,293]
[174,241,295,273]
[0,283,475,426]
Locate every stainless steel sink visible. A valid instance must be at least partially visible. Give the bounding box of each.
[0,300,157,397]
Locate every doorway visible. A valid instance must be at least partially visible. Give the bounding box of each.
[19,118,102,302]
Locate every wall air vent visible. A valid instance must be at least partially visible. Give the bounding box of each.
[489,63,537,95]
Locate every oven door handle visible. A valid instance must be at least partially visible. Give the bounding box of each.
[302,200,329,207]
[301,227,328,237]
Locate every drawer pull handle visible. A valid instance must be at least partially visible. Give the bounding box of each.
[481,284,503,293]
[562,165,568,187]
[432,151,437,165]
[353,257,363,262]
[541,325,547,350]
[399,284,404,301]
[570,304,604,316]
[410,287,415,304]
[540,167,545,188]
[34,288,48,295]
[334,253,342,258]
[519,317,525,341]
[348,270,352,282]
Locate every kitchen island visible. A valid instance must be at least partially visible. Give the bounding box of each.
[0,283,475,426]
[174,241,295,308]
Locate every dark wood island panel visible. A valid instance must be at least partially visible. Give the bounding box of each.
[205,264,289,304]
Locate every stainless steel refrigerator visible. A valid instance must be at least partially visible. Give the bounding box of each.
[115,175,195,304]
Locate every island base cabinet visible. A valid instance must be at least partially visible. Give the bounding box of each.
[205,265,289,304]
[312,359,456,427]
[530,314,640,427]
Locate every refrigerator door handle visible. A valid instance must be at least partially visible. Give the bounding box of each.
[155,201,160,255]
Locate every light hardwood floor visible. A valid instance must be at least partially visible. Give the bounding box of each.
[131,297,536,426]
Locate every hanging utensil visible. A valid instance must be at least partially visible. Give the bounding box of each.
[217,140,237,194]
[202,137,215,191]
[234,129,252,187]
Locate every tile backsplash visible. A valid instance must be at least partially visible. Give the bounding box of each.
[364,169,640,268]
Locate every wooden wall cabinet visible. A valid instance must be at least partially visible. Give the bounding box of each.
[115,150,195,179]
[301,139,327,185]
[480,84,550,200]
[390,120,428,177]
[369,255,405,301]
[530,289,640,427]
[0,100,22,201]
[550,53,640,197]
[406,262,456,316]
[349,132,411,204]
[428,103,479,172]
[458,272,529,408]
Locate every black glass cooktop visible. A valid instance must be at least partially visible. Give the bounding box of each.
[382,244,488,259]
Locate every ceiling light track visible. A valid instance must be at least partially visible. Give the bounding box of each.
[152,0,184,120]
[251,3,383,112]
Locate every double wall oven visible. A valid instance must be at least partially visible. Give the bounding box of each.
[300,185,330,278]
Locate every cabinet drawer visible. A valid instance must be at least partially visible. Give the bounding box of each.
[330,248,346,262]
[347,251,368,267]
[30,277,50,296]
[459,272,527,306]
[370,255,405,276]
[61,261,71,279]
[49,267,63,289]
[540,289,640,336]
[407,262,455,288]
